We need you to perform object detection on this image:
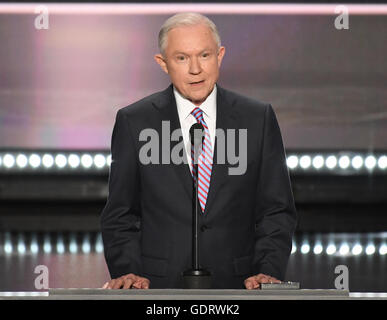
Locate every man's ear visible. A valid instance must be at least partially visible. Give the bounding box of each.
[154,54,169,74]
[217,46,226,67]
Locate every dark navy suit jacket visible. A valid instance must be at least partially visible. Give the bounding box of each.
[101,83,297,289]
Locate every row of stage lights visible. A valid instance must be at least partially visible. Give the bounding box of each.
[0,151,386,173]
[291,242,387,256]
[0,152,111,172]
[286,154,387,172]
[0,232,386,257]
[0,233,104,255]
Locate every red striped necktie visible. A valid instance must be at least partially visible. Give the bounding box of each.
[190,107,213,213]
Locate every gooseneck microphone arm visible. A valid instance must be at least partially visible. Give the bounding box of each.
[190,123,204,270]
[182,123,212,289]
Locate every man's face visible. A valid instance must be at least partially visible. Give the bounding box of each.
[155,23,225,106]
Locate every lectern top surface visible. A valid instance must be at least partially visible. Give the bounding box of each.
[1,290,387,300]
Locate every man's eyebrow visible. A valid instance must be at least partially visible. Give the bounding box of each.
[171,51,186,55]
[171,49,213,55]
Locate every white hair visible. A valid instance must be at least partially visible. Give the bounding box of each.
[158,12,221,56]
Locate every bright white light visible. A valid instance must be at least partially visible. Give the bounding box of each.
[326,244,336,255]
[287,155,298,169]
[301,243,310,254]
[94,154,106,169]
[339,243,350,255]
[16,154,28,168]
[29,234,38,254]
[299,155,311,169]
[95,242,104,253]
[69,242,77,253]
[365,155,377,169]
[106,155,112,167]
[56,236,65,254]
[82,234,91,254]
[4,244,13,254]
[55,154,67,168]
[69,235,78,254]
[17,235,26,254]
[95,234,104,253]
[0,155,2,167]
[68,154,80,168]
[365,244,375,255]
[378,156,387,169]
[338,156,350,169]
[81,154,93,168]
[17,234,26,254]
[313,244,323,255]
[352,244,363,255]
[56,243,65,254]
[3,154,15,168]
[379,244,387,255]
[29,154,41,168]
[325,156,337,169]
[291,243,297,254]
[82,241,91,254]
[30,241,39,254]
[42,154,54,168]
[17,242,26,254]
[312,155,324,169]
[4,239,12,254]
[43,237,52,254]
[351,155,363,169]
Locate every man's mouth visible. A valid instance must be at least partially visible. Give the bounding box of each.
[190,80,205,86]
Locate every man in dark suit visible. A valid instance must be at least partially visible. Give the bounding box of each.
[101,12,297,290]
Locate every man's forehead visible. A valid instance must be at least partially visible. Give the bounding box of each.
[166,24,217,51]
[168,26,211,40]
[169,23,211,34]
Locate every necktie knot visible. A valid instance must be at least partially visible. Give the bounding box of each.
[191,107,204,123]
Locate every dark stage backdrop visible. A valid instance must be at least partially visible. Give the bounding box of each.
[0,4,386,150]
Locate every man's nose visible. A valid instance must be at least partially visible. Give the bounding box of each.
[189,57,202,74]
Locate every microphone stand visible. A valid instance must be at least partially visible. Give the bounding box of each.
[182,124,212,289]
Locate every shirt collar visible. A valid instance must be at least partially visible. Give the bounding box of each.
[173,84,217,120]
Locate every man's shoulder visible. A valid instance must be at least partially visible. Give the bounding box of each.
[220,86,270,111]
[117,87,167,118]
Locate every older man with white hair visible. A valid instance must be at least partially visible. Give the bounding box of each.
[101,12,297,290]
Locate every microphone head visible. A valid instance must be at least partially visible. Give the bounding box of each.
[189,123,204,146]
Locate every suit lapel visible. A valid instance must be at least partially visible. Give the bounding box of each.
[203,84,236,217]
[152,84,193,200]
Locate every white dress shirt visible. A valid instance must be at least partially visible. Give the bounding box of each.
[173,84,217,173]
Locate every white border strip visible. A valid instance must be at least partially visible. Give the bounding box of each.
[0,291,49,296]
[0,3,387,15]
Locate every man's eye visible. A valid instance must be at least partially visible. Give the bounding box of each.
[202,53,209,58]
[177,56,185,61]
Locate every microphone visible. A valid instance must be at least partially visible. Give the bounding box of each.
[189,123,204,168]
[182,123,212,289]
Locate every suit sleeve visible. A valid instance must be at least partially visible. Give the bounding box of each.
[100,109,142,279]
[253,104,297,280]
